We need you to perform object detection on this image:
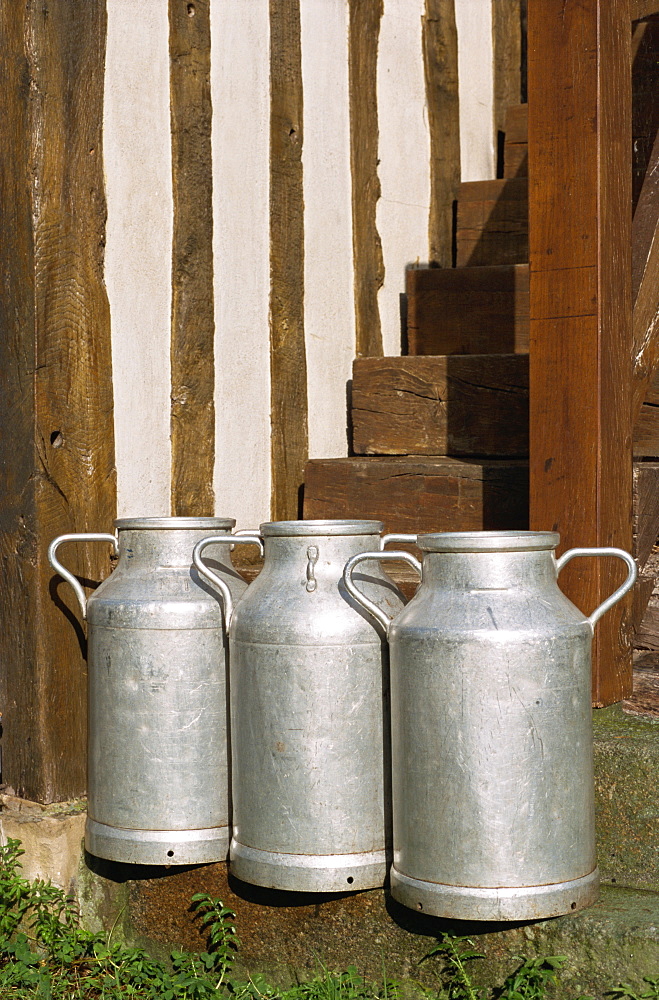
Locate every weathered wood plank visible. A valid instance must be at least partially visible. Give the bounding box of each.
[423,0,460,267]
[348,0,384,356]
[528,0,633,705]
[632,124,659,424]
[456,177,528,267]
[633,0,659,20]
[169,0,215,516]
[493,1,523,149]
[503,103,528,178]
[303,457,529,534]
[632,19,659,212]
[0,2,116,801]
[351,355,528,457]
[633,462,659,568]
[269,0,308,519]
[406,263,529,355]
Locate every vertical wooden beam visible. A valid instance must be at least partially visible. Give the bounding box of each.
[348,0,384,357]
[169,0,215,516]
[269,0,308,519]
[423,0,461,268]
[528,0,633,705]
[492,0,523,144]
[0,0,116,800]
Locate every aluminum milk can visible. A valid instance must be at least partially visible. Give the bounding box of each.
[48,517,248,865]
[344,531,637,921]
[194,520,410,892]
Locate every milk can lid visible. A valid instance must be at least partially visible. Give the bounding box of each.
[114,516,236,530]
[418,530,560,553]
[260,519,384,536]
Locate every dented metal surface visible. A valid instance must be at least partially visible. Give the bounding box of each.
[222,520,405,892]
[49,517,248,866]
[345,530,637,921]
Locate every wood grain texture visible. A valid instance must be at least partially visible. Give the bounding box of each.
[528,0,633,705]
[423,0,460,267]
[269,0,308,518]
[493,0,523,147]
[633,462,659,568]
[348,0,384,356]
[633,0,659,19]
[632,19,659,213]
[503,104,528,178]
[303,457,529,533]
[456,177,528,266]
[169,0,215,516]
[632,124,659,422]
[0,1,116,801]
[406,264,529,355]
[351,355,528,457]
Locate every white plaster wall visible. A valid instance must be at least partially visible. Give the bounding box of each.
[302,0,355,460]
[455,0,496,182]
[376,0,432,357]
[211,0,272,528]
[104,0,173,518]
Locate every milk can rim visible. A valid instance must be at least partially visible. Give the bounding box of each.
[114,517,236,530]
[260,519,384,536]
[418,530,561,552]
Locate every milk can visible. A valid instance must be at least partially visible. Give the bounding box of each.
[193,520,412,891]
[48,517,249,865]
[344,531,637,921]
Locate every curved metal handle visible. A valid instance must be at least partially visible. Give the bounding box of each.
[380,533,419,550]
[48,533,119,620]
[192,534,263,629]
[343,550,422,635]
[555,547,638,629]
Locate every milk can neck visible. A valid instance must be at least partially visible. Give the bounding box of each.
[421,548,557,591]
[117,527,232,571]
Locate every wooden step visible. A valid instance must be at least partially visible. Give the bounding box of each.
[351,355,528,458]
[303,456,529,534]
[406,264,529,355]
[456,177,528,267]
[503,103,528,178]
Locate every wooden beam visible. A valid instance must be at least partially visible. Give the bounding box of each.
[348,0,384,355]
[632,0,659,20]
[269,0,308,519]
[528,0,633,705]
[423,0,460,267]
[169,0,215,516]
[0,2,116,800]
[632,128,659,421]
[493,0,523,156]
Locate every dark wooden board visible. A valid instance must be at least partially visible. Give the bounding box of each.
[406,264,529,355]
[0,2,116,801]
[351,355,528,457]
[633,462,659,568]
[633,1,659,21]
[169,0,215,516]
[528,0,633,705]
[493,3,524,148]
[423,0,461,267]
[303,457,529,534]
[269,0,308,518]
[348,0,385,355]
[456,177,528,267]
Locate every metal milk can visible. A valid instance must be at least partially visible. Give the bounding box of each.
[193,520,411,892]
[344,530,637,921]
[48,517,248,866]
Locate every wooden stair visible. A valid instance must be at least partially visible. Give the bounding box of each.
[303,103,659,645]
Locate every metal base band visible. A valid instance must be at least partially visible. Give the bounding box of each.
[390,866,600,921]
[230,839,387,892]
[85,819,230,866]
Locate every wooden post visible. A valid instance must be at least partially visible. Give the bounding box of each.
[528,0,633,705]
[0,3,116,801]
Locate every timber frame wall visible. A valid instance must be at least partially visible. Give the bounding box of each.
[529,0,659,704]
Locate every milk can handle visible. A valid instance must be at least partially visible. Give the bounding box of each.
[343,550,422,636]
[380,533,419,549]
[47,533,119,620]
[555,547,638,629]
[193,534,263,629]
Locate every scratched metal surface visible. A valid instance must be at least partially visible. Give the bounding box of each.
[85,518,247,865]
[229,520,405,892]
